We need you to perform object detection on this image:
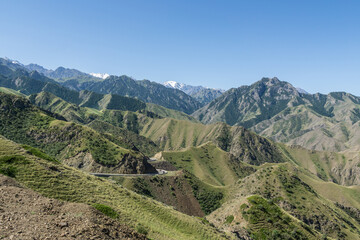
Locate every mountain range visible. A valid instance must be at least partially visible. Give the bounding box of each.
[193,77,360,152]
[1,58,215,113]
[1,57,360,239]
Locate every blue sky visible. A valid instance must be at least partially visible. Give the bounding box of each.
[1,0,359,94]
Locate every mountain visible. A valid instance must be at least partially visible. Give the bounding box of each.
[0,57,103,82]
[190,88,225,105]
[1,58,204,113]
[0,93,155,174]
[296,87,309,94]
[2,85,360,239]
[29,91,161,156]
[89,72,110,79]
[163,80,186,90]
[3,57,360,239]
[0,136,226,240]
[24,63,53,75]
[163,81,225,105]
[193,77,360,152]
[206,162,360,239]
[0,57,27,71]
[156,138,360,239]
[62,76,202,114]
[26,65,102,82]
[0,63,147,112]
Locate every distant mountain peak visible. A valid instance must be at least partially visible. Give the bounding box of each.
[163,81,225,105]
[163,81,224,92]
[296,87,309,94]
[4,57,23,66]
[163,81,185,89]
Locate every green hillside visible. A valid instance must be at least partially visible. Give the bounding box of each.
[208,163,360,239]
[139,118,285,165]
[161,142,255,187]
[0,93,155,174]
[145,102,198,122]
[279,144,360,186]
[0,86,26,97]
[0,136,228,240]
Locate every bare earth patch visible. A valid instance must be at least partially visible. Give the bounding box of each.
[0,174,146,240]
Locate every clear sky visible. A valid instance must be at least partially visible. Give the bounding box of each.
[1,0,359,95]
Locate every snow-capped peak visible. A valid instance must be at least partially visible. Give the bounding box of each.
[163,81,185,89]
[4,57,23,66]
[90,73,110,79]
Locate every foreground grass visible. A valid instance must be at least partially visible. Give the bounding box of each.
[0,136,228,240]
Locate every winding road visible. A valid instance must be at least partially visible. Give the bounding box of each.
[90,169,167,177]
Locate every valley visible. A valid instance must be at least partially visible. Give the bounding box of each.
[1,58,360,239]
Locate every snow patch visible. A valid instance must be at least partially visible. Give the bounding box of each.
[90,73,110,79]
[163,81,185,89]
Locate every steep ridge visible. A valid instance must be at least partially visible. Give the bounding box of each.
[207,163,360,239]
[193,77,360,152]
[161,142,255,187]
[279,144,360,186]
[139,118,285,166]
[0,136,227,240]
[0,93,155,174]
[87,120,160,157]
[115,172,206,217]
[62,75,202,114]
[0,65,146,112]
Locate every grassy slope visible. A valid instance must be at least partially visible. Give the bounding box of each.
[208,163,360,239]
[140,117,285,166]
[145,102,199,122]
[87,120,160,156]
[140,118,223,150]
[161,142,251,187]
[159,143,256,214]
[0,93,153,174]
[112,172,206,217]
[30,91,101,124]
[0,136,228,240]
[279,144,360,186]
[0,86,26,97]
[252,104,360,152]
